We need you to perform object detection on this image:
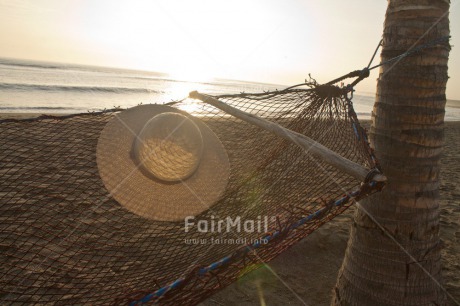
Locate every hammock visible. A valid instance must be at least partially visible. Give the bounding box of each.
[0,37,448,305]
[0,78,383,305]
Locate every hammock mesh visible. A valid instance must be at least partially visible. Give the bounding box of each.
[0,83,383,305]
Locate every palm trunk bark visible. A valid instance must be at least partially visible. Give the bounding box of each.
[333,0,450,305]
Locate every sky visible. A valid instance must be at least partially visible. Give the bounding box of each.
[0,0,459,99]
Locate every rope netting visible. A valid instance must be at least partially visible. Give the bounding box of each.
[0,78,385,305]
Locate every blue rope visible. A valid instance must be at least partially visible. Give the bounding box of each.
[352,122,360,140]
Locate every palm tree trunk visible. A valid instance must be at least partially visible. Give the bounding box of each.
[333,0,450,305]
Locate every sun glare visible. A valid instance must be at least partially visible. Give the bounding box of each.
[176,102,203,115]
[162,79,209,115]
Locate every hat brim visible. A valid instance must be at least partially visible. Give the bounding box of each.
[96,105,230,222]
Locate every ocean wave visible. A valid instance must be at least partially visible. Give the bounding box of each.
[0,60,64,70]
[0,59,108,74]
[0,83,162,94]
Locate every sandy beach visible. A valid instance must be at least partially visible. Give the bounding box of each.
[0,114,458,305]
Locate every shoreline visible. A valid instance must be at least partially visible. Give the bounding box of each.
[0,113,72,120]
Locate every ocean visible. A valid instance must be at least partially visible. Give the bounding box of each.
[1,57,459,121]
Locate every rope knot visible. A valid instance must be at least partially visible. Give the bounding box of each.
[314,84,344,98]
[359,68,370,78]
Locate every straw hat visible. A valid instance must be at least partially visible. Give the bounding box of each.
[96,104,230,222]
